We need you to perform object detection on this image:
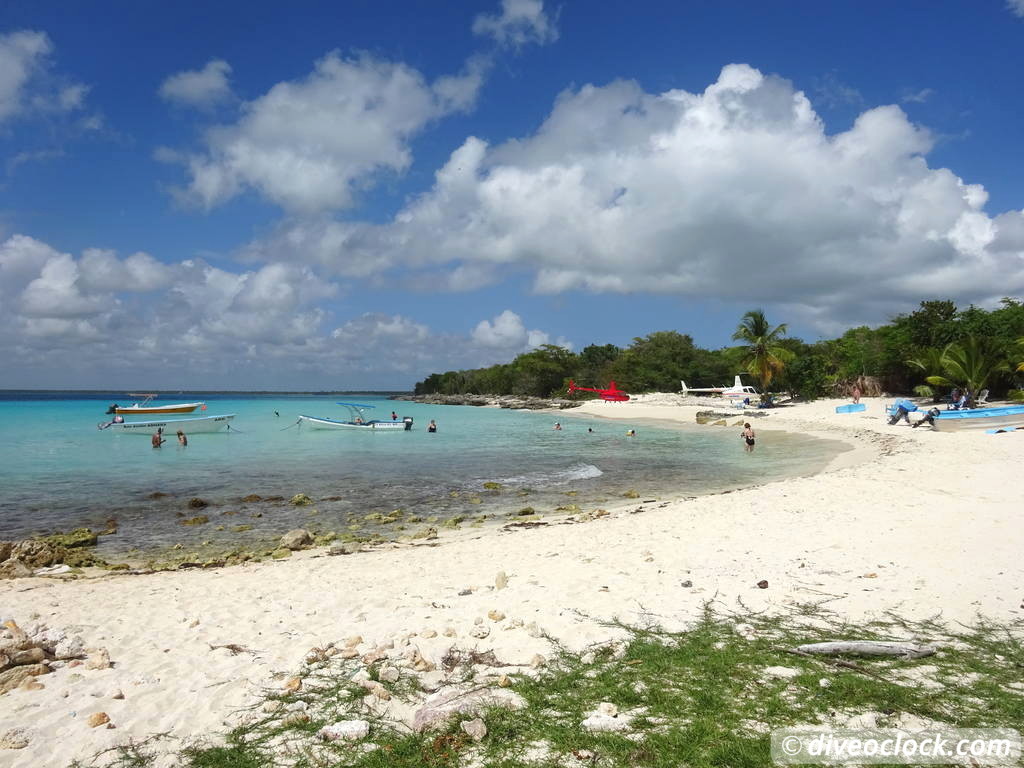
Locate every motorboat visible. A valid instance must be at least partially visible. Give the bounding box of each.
[298,402,413,431]
[98,413,235,433]
[106,394,205,415]
[930,404,1024,432]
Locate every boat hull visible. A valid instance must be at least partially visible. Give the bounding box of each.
[114,402,204,414]
[101,414,235,433]
[931,405,1024,432]
[299,415,412,431]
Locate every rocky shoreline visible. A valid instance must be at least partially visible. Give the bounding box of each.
[390,393,582,410]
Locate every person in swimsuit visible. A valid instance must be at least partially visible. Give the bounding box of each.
[553,422,562,430]
[152,428,165,448]
[427,419,437,433]
[741,422,755,452]
[177,430,187,446]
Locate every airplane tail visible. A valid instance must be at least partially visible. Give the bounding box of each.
[733,375,743,389]
[680,380,688,395]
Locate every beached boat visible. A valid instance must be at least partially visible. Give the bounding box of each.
[298,402,413,431]
[107,394,205,415]
[98,413,235,433]
[931,405,1024,432]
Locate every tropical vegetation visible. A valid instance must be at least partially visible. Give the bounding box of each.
[414,298,1024,401]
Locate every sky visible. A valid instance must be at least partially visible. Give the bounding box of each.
[1,0,1023,390]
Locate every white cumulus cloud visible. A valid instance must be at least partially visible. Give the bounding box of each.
[473,0,559,47]
[0,30,88,123]
[1008,0,1024,17]
[159,59,234,108]
[0,234,564,388]
[242,64,1024,330]
[165,51,486,214]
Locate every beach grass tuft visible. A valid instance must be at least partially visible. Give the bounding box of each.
[67,607,1023,768]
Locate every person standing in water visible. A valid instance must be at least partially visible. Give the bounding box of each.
[177,430,187,446]
[152,428,165,448]
[427,419,437,433]
[741,422,755,452]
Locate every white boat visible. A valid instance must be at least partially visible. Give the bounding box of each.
[98,414,236,433]
[107,394,205,415]
[298,402,413,431]
[930,405,1024,433]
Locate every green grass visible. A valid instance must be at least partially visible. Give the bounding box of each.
[68,607,1024,768]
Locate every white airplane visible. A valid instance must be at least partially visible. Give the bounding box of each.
[680,374,760,400]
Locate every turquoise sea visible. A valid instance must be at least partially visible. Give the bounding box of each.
[0,392,849,558]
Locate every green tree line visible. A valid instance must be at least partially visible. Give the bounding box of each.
[414,298,1024,401]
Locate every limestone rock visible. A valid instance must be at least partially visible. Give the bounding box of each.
[282,676,302,693]
[84,649,111,670]
[0,559,32,579]
[495,571,508,590]
[280,529,313,550]
[11,541,61,568]
[412,686,526,731]
[270,548,292,559]
[319,719,370,741]
[470,625,490,639]
[582,713,630,733]
[379,666,400,683]
[0,727,30,749]
[487,610,505,622]
[328,542,360,556]
[87,712,110,728]
[9,648,45,666]
[187,498,208,509]
[0,664,50,693]
[289,494,314,506]
[460,718,487,742]
[763,666,800,680]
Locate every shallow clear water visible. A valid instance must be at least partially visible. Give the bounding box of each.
[0,392,849,556]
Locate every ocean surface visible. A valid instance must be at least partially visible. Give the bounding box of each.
[0,392,850,558]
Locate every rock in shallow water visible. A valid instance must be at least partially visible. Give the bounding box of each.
[280,529,313,550]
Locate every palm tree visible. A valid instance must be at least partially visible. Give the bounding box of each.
[924,336,1008,406]
[906,347,946,401]
[732,309,793,390]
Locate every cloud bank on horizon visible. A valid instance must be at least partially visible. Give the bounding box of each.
[1,1,1023,388]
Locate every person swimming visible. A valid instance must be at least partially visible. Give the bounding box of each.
[553,422,562,431]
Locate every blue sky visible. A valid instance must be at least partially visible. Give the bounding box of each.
[1,0,1023,389]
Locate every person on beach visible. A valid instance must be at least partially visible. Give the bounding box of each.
[152,428,165,448]
[553,422,562,430]
[177,430,187,446]
[427,419,437,433]
[852,384,861,404]
[741,422,755,452]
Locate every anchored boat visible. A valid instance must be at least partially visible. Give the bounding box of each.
[98,413,236,433]
[107,394,206,415]
[298,402,413,431]
[931,404,1024,432]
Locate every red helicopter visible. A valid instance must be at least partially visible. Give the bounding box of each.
[567,380,630,402]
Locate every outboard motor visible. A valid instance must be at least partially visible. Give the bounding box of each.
[106,404,119,415]
[403,417,414,431]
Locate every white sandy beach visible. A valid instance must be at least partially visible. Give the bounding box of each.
[1,396,1022,766]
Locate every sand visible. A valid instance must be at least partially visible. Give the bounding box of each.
[1,396,1021,766]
